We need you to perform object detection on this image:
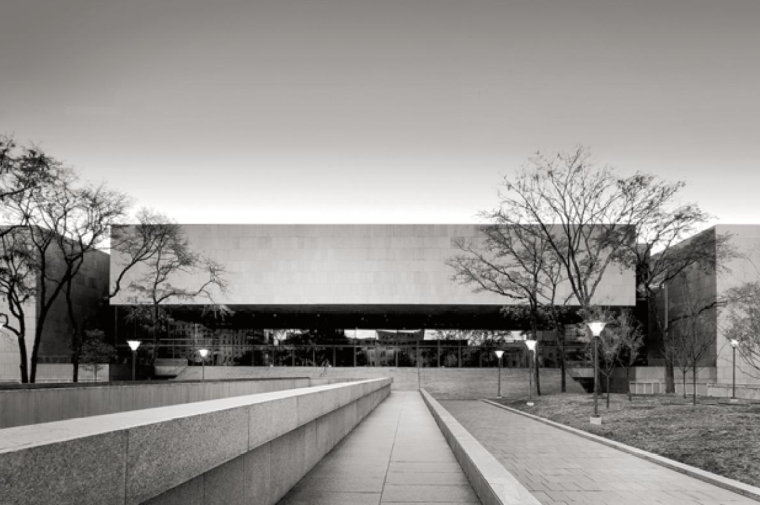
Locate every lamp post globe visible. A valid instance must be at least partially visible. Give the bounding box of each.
[494,350,505,398]
[199,349,209,382]
[586,321,607,420]
[127,340,141,381]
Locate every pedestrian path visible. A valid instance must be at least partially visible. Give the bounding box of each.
[441,400,757,505]
[277,391,480,505]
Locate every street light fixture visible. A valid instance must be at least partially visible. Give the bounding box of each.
[199,348,209,382]
[494,350,505,398]
[127,340,141,381]
[525,339,538,405]
[586,321,607,423]
[730,339,739,401]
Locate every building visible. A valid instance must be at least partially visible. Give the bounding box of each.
[650,225,760,397]
[109,224,636,365]
[0,230,109,382]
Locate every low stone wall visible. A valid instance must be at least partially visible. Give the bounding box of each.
[176,366,586,399]
[593,366,760,400]
[420,389,541,505]
[0,378,324,429]
[706,383,760,401]
[0,378,391,505]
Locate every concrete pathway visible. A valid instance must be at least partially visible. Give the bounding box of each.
[441,400,757,505]
[277,391,480,505]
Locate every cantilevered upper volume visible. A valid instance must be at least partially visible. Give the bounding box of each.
[109,224,635,308]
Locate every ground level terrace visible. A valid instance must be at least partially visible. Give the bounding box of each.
[3,379,759,505]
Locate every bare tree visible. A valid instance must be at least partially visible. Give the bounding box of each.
[3,144,130,382]
[109,209,184,299]
[0,230,37,382]
[665,279,717,404]
[126,223,227,363]
[578,307,621,408]
[598,328,622,409]
[666,331,692,400]
[490,146,725,395]
[0,136,56,240]
[725,281,760,376]
[493,147,640,312]
[1,137,59,382]
[57,181,131,381]
[620,214,735,394]
[448,225,568,396]
[614,309,645,401]
[79,329,116,382]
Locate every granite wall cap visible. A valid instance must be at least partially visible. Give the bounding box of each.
[420,389,541,505]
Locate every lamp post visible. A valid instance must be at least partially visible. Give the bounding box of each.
[730,339,739,401]
[199,348,209,382]
[494,350,505,398]
[127,340,141,381]
[586,321,607,422]
[525,339,537,405]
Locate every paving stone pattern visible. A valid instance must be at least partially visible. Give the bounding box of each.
[441,400,757,505]
[277,391,480,504]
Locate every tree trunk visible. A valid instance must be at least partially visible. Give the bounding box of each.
[29,305,52,384]
[649,291,676,393]
[72,348,80,383]
[152,304,160,365]
[9,301,29,383]
[65,279,81,383]
[530,314,541,396]
[626,367,632,402]
[14,323,30,384]
[665,359,676,394]
[606,375,611,408]
[557,325,567,393]
[534,351,541,397]
[29,261,72,383]
[682,370,687,399]
[692,365,698,405]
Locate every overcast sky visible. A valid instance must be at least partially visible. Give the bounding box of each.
[2,0,759,225]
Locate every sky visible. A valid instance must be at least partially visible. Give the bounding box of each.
[1,0,759,226]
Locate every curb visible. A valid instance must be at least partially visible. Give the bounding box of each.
[420,389,542,505]
[482,399,760,503]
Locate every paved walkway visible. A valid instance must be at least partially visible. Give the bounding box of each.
[277,391,480,505]
[441,400,757,505]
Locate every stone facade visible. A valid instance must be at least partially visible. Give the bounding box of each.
[110,224,635,308]
[654,225,760,394]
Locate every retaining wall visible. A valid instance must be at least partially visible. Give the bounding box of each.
[0,378,333,429]
[0,378,391,505]
[420,389,541,505]
[591,366,760,400]
[176,366,585,399]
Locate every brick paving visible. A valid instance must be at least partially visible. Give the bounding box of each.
[441,400,758,505]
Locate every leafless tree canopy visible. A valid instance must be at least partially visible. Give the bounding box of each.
[663,279,717,403]
[121,220,228,361]
[2,137,220,382]
[725,281,760,376]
